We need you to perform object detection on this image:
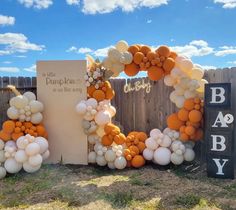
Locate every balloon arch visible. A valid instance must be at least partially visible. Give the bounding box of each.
[76,40,207,169]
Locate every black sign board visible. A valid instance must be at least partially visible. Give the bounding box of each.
[205,83,234,179]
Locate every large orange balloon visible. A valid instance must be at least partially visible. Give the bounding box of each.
[167,113,185,130]
[124,62,140,76]
[147,66,164,81]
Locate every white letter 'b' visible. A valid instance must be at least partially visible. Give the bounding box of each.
[210,87,225,104]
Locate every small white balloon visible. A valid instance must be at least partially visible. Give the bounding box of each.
[25,143,40,156]
[114,156,127,170]
[15,150,28,163]
[143,148,154,161]
[34,137,49,154]
[153,147,171,166]
[42,150,50,161]
[23,161,41,173]
[184,148,195,162]
[23,92,36,101]
[88,151,96,163]
[171,153,184,165]
[28,154,43,166]
[145,137,158,150]
[96,155,107,166]
[0,167,6,179]
[105,150,116,162]
[4,158,22,174]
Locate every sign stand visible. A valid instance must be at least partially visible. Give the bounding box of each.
[205,83,234,179]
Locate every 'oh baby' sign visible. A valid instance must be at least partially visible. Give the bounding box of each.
[205,83,235,179]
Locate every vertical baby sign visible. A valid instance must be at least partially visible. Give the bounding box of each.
[205,83,234,179]
[37,60,88,165]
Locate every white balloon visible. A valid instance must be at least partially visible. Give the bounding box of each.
[184,148,195,162]
[4,158,22,173]
[88,151,96,163]
[108,106,116,117]
[88,134,99,145]
[107,161,116,169]
[42,150,50,161]
[13,95,29,109]
[191,67,204,80]
[105,150,116,162]
[116,40,129,52]
[108,48,122,62]
[164,75,176,87]
[169,91,177,103]
[95,111,111,126]
[28,154,43,166]
[75,102,87,115]
[17,136,29,149]
[153,147,171,166]
[0,150,6,163]
[23,92,36,101]
[175,96,185,108]
[29,100,44,113]
[160,135,172,148]
[120,52,133,65]
[143,148,154,160]
[171,153,184,165]
[0,140,4,150]
[31,112,43,124]
[114,156,127,170]
[86,98,98,109]
[35,137,49,154]
[23,161,41,173]
[145,137,158,150]
[7,107,19,120]
[96,155,107,166]
[150,129,161,138]
[15,150,28,163]
[96,126,105,137]
[25,143,40,156]
[0,167,6,179]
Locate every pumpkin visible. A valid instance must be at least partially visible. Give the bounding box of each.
[156,46,171,57]
[133,52,145,65]
[167,113,185,130]
[147,66,164,81]
[189,110,202,123]
[177,109,189,121]
[131,155,145,168]
[124,62,140,76]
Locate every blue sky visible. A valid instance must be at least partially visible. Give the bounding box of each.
[1,0,236,77]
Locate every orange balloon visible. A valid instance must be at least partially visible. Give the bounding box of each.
[167,113,185,130]
[189,110,202,123]
[92,90,106,102]
[131,155,145,168]
[163,58,175,73]
[185,125,196,136]
[128,45,140,55]
[2,120,15,134]
[147,66,164,81]
[178,109,189,122]
[124,62,140,76]
[140,45,152,55]
[133,52,145,65]
[184,98,195,111]
[156,46,171,57]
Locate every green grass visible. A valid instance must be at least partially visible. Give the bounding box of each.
[130,177,152,186]
[102,191,134,208]
[175,194,201,208]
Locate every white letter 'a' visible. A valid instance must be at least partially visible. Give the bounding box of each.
[211,135,226,151]
[212,112,228,128]
[210,87,225,104]
[212,159,228,175]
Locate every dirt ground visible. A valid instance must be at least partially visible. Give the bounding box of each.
[0,163,236,210]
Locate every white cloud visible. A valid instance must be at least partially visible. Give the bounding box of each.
[66,46,93,54]
[171,40,214,57]
[66,0,80,5]
[66,45,112,57]
[0,15,15,26]
[214,46,236,56]
[2,61,12,64]
[0,33,44,56]
[201,65,217,70]
[24,64,36,72]
[0,67,20,73]
[214,0,236,9]
[18,0,53,9]
[227,60,236,65]
[93,46,112,57]
[147,19,152,23]
[76,0,169,14]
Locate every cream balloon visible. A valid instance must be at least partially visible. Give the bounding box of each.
[197,79,208,93]
[4,158,22,173]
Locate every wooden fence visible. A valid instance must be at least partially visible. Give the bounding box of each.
[1,68,236,163]
[0,68,236,134]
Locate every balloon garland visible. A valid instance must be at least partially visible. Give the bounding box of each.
[0,86,49,179]
[76,40,207,169]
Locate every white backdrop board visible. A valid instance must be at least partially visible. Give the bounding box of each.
[37,60,88,165]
